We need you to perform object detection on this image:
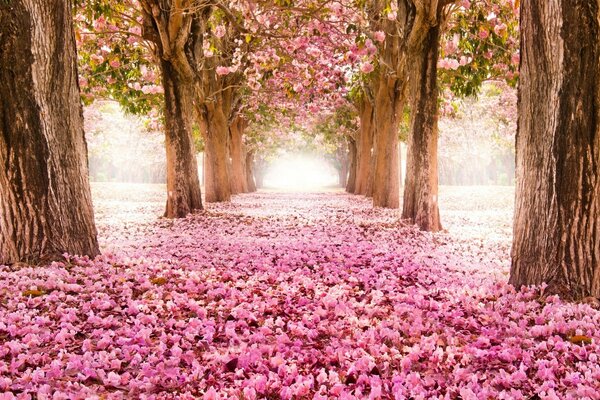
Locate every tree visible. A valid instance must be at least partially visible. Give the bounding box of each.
[0,0,99,264]
[229,115,249,194]
[351,88,375,196]
[346,136,358,192]
[402,8,446,231]
[510,0,600,299]
[401,0,518,231]
[355,1,456,209]
[138,0,203,217]
[77,0,202,218]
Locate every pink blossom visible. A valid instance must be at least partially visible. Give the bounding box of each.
[373,31,385,42]
[216,66,230,76]
[214,25,226,38]
[360,62,374,74]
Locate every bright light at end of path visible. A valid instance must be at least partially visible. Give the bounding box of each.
[263,155,338,190]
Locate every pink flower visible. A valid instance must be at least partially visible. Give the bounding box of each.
[214,25,226,38]
[240,386,255,400]
[104,371,121,386]
[109,59,120,69]
[360,62,374,74]
[216,66,230,76]
[511,52,520,66]
[373,31,385,42]
[203,388,218,400]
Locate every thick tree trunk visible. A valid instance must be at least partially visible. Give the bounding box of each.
[246,150,257,192]
[161,60,203,218]
[510,0,600,299]
[355,100,374,195]
[372,78,401,208]
[229,116,248,194]
[202,104,231,203]
[0,0,99,264]
[346,138,357,193]
[402,24,442,232]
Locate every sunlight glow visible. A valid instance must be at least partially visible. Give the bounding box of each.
[263,154,337,190]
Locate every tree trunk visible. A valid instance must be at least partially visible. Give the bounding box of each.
[229,116,248,194]
[246,150,257,192]
[402,24,442,232]
[365,132,377,198]
[255,163,266,189]
[510,0,600,299]
[0,0,99,264]
[372,77,401,208]
[161,60,203,218]
[355,100,374,195]
[346,138,357,193]
[202,104,231,203]
[398,141,403,186]
[338,159,349,188]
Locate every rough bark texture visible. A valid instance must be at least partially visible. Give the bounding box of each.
[229,116,248,194]
[161,60,202,217]
[365,131,377,198]
[402,23,442,232]
[246,150,257,192]
[346,138,357,193]
[510,0,600,299]
[372,77,401,208]
[0,0,99,264]
[355,100,374,195]
[202,103,231,203]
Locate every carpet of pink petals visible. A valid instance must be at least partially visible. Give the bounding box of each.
[1,184,599,400]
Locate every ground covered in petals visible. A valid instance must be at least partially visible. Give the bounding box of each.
[1,185,599,399]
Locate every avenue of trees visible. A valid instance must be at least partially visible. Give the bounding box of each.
[0,0,598,299]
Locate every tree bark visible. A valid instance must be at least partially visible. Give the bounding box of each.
[355,100,374,195]
[346,137,357,193]
[202,103,232,203]
[246,150,257,192]
[0,0,99,264]
[229,116,248,194]
[372,76,401,208]
[338,158,349,188]
[402,23,442,232]
[365,131,377,198]
[510,0,600,299]
[161,60,203,218]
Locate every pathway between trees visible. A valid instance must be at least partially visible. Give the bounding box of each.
[1,185,598,398]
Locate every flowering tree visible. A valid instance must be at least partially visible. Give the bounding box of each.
[401,0,519,231]
[341,0,518,232]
